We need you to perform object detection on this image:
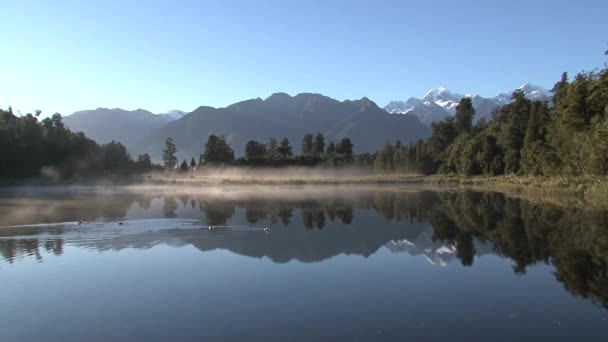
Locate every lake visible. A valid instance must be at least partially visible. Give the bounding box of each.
[0,186,606,341]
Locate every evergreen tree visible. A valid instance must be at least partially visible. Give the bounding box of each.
[375,143,395,172]
[162,137,178,169]
[136,153,152,171]
[429,118,458,162]
[278,137,293,157]
[203,135,234,164]
[301,133,314,155]
[393,144,408,172]
[266,137,279,158]
[561,73,590,131]
[326,141,336,154]
[455,97,475,134]
[245,140,267,161]
[336,138,354,159]
[312,133,325,156]
[179,159,189,172]
[190,158,196,168]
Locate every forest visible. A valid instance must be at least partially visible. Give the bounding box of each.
[374,51,608,176]
[0,109,157,180]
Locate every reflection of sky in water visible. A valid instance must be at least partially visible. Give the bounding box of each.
[1,244,606,342]
[1,187,607,341]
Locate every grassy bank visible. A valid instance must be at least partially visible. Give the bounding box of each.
[142,170,608,196]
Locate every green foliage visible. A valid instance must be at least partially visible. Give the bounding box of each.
[336,138,353,159]
[380,50,608,178]
[312,132,325,156]
[162,137,178,169]
[454,97,475,134]
[375,143,394,173]
[245,140,267,161]
[100,141,132,171]
[428,118,458,162]
[203,135,234,165]
[326,141,336,154]
[266,137,279,158]
[179,160,189,172]
[301,133,313,155]
[0,109,154,179]
[278,137,293,157]
[136,153,153,171]
[238,133,358,168]
[393,143,408,172]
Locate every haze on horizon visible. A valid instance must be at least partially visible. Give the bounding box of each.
[1,0,607,116]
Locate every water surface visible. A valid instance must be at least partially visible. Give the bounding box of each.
[0,186,606,341]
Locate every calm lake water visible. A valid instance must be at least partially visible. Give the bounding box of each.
[0,186,606,341]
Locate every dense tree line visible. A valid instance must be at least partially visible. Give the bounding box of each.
[165,132,366,170]
[375,52,608,176]
[0,109,158,180]
[239,133,357,167]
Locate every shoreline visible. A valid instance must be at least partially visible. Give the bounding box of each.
[3,172,607,203]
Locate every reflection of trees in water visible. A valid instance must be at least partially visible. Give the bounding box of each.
[0,239,63,263]
[302,207,325,230]
[136,197,152,210]
[426,191,608,308]
[179,195,189,208]
[163,197,178,218]
[199,200,235,226]
[2,189,608,308]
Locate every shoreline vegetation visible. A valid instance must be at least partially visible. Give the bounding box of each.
[1,170,607,209]
[141,171,608,193]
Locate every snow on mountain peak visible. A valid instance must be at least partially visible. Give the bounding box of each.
[384,82,552,126]
[157,110,187,121]
[420,86,465,114]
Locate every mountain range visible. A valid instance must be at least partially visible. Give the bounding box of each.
[384,83,551,125]
[63,108,187,149]
[62,84,552,161]
[132,93,430,161]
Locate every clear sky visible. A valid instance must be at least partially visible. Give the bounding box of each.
[1,0,607,116]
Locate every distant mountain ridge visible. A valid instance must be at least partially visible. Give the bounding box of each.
[134,92,431,161]
[63,84,551,161]
[384,83,551,125]
[63,108,186,152]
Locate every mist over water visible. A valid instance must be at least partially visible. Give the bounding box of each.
[1,186,607,341]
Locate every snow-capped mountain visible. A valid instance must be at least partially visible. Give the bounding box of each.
[493,83,551,106]
[157,109,187,121]
[421,86,465,115]
[385,83,551,126]
[384,97,450,122]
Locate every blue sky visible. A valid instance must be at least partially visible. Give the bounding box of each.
[1,0,607,116]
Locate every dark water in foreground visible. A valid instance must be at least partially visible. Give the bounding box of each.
[0,186,607,341]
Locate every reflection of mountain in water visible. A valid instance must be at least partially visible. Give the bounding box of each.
[386,230,494,267]
[1,188,608,308]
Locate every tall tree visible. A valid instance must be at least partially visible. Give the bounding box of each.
[245,140,267,161]
[162,137,178,169]
[136,153,152,170]
[179,159,189,172]
[312,132,325,155]
[203,135,234,164]
[336,137,354,159]
[326,141,336,154]
[301,133,314,155]
[267,137,279,158]
[455,97,475,134]
[278,137,293,157]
